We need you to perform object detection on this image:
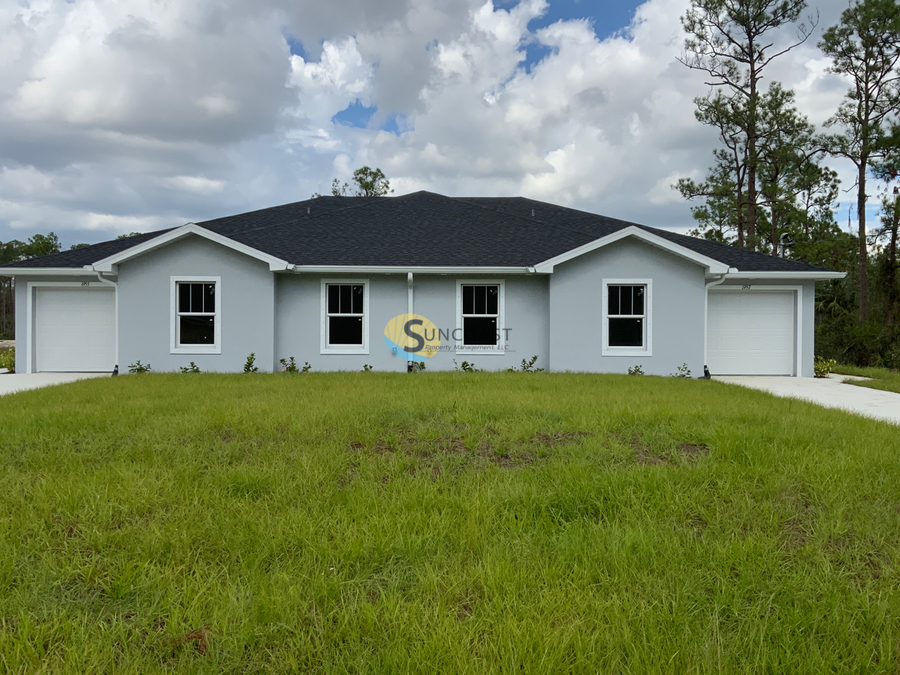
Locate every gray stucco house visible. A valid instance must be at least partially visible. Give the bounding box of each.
[0,192,843,376]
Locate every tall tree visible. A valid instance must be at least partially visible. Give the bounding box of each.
[819,0,900,322]
[325,166,393,198]
[679,0,815,248]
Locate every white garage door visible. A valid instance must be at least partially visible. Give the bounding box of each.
[34,287,116,372]
[707,291,795,375]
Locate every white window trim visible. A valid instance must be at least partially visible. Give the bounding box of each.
[602,278,652,357]
[456,279,505,355]
[320,279,370,355]
[170,276,221,355]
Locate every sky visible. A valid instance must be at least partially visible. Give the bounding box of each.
[0,0,880,248]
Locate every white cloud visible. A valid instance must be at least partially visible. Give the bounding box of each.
[0,0,873,247]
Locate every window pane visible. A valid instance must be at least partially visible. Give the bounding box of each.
[189,284,203,314]
[178,283,191,313]
[633,286,644,315]
[351,285,364,314]
[486,286,499,315]
[204,283,215,312]
[463,286,474,315]
[608,286,620,315]
[609,318,643,347]
[620,286,633,315]
[340,285,351,314]
[329,316,363,345]
[180,316,215,344]
[474,286,486,314]
[463,317,497,346]
[327,285,340,314]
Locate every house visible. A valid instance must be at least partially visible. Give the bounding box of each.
[0,192,844,376]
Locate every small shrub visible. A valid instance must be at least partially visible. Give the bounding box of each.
[508,355,544,373]
[673,363,692,378]
[180,362,200,374]
[280,358,311,374]
[628,365,644,376]
[128,360,151,374]
[454,359,479,372]
[362,364,373,372]
[815,356,836,378]
[409,361,426,373]
[243,353,259,373]
[0,347,14,373]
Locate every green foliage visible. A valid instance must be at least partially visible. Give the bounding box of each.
[362,364,373,372]
[0,347,14,372]
[627,365,644,376]
[326,166,393,198]
[814,356,837,378]
[0,233,61,265]
[127,360,152,374]
[279,357,311,374]
[0,373,899,672]
[409,361,426,373]
[179,362,200,374]
[672,363,692,378]
[507,356,544,373]
[243,353,259,374]
[453,359,479,372]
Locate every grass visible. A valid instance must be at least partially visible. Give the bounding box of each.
[1,372,899,673]
[833,364,900,395]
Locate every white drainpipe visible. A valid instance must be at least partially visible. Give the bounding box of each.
[94,270,119,373]
[703,273,730,373]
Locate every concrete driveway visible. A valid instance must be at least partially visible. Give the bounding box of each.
[0,372,110,396]
[715,374,900,426]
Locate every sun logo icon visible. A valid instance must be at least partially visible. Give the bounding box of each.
[384,314,441,362]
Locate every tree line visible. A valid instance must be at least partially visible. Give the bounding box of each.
[675,0,900,367]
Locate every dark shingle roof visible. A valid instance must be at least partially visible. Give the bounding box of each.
[1,192,835,273]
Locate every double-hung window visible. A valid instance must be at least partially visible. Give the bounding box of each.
[602,279,651,356]
[171,277,221,354]
[321,280,369,354]
[457,280,504,353]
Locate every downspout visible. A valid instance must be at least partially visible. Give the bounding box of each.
[94,270,119,374]
[407,272,414,372]
[703,273,729,377]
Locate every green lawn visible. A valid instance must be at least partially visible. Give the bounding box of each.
[1,372,899,673]
[833,364,900,395]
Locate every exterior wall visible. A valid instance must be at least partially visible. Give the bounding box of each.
[549,238,706,375]
[118,236,275,372]
[716,278,815,377]
[274,274,550,372]
[13,275,98,373]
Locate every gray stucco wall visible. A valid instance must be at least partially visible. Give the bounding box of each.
[118,236,275,372]
[549,238,707,375]
[274,274,550,372]
[716,278,816,377]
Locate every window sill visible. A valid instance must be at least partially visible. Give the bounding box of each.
[602,348,652,357]
[171,345,221,355]
[321,346,369,355]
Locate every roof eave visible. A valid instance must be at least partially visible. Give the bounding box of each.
[0,267,97,276]
[725,271,846,280]
[287,265,536,274]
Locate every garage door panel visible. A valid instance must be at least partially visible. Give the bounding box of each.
[35,288,115,372]
[707,291,795,376]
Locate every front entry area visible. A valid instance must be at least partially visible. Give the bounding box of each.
[707,290,796,376]
[32,286,116,372]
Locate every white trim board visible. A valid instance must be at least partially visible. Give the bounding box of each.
[705,285,803,377]
[290,265,533,274]
[25,281,117,374]
[534,227,731,274]
[0,267,97,276]
[92,224,290,273]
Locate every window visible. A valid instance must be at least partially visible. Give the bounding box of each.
[170,276,221,354]
[321,280,369,354]
[602,279,651,356]
[457,280,505,353]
